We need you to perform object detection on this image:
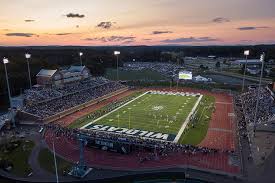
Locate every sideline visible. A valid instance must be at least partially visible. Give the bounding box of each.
[173,94,203,143]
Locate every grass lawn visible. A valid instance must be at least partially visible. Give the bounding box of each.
[38,148,72,175]
[105,68,168,81]
[178,95,215,145]
[68,91,142,129]
[84,92,198,135]
[0,139,35,177]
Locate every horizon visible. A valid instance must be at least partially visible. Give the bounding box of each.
[1,0,275,46]
[1,43,275,48]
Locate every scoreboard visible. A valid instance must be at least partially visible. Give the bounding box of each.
[179,71,192,80]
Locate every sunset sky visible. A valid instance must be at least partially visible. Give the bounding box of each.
[1,0,275,46]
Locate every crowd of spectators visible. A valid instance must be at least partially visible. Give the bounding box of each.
[239,87,273,125]
[0,114,8,130]
[235,87,274,144]
[44,123,230,163]
[22,78,126,118]
[24,77,109,103]
[123,62,181,78]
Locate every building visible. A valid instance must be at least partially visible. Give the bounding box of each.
[36,65,91,86]
[193,75,212,82]
[234,59,262,75]
[234,59,262,65]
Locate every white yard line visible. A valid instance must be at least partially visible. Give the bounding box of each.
[173,94,203,143]
[80,91,149,129]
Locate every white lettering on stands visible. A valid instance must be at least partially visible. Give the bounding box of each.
[89,124,103,130]
[139,131,148,136]
[116,128,129,133]
[107,127,121,132]
[150,133,169,140]
[86,124,174,141]
[125,129,140,135]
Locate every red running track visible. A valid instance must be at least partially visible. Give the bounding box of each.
[45,131,239,174]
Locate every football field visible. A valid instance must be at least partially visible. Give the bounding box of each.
[82,91,201,141]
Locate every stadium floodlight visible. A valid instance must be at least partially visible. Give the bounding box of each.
[25,53,31,59]
[25,53,32,89]
[3,57,9,64]
[242,50,250,92]
[79,52,83,66]
[244,50,250,56]
[114,51,120,80]
[253,52,265,138]
[114,51,120,55]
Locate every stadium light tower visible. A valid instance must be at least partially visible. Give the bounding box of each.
[25,53,32,89]
[79,52,83,66]
[3,58,12,108]
[114,51,120,80]
[253,52,265,135]
[242,50,250,92]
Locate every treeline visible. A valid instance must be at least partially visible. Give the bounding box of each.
[0,45,274,107]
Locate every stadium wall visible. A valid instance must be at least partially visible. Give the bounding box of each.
[18,87,129,124]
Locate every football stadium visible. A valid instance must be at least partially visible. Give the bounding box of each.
[1,50,275,183]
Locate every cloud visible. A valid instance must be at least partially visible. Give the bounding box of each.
[122,40,135,44]
[237,26,270,30]
[5,33,37,37]
[161,36,218,43]
[84,35,135,42]
[143,38,152,41]
[66,13,85,18]
[54,33,73,36]
[25,19,35,22]
[151,30,173,35]
[212,17,230,23]
[96,21,115,29]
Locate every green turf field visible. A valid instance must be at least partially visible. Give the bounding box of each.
[105,68,168,81]
[178,95,215,145]
[84,92,199,135]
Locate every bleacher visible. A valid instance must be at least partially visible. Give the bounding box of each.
[21,77,127,119]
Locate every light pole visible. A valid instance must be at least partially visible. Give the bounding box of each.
[79,52,83,66]
[242,50,250,92]
[52,139,59,183]
[253,52,265,135]
[3,58,12,108]
[25,53,32,89]
[114,51,120,80]
[128,107,132,129]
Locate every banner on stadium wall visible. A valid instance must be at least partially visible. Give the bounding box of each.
[85,124,176,142]
[179,71,192,80]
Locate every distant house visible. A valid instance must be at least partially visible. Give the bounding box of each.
[193,75,212,82]
[36,65,91,86]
